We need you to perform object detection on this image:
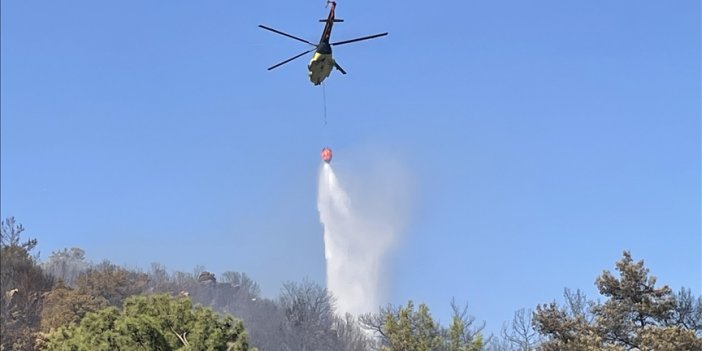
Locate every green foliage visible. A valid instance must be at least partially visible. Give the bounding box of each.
[42,294,255,351]
[533,251,702,351]
[448,316,483,351]
[367,300,484,351]
[446,300,485,351]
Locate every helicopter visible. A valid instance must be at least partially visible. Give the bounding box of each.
[258,1,388,85]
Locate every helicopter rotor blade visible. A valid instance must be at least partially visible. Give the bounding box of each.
[334,61,347,74]
[331,32,388,46]
[267,48,316,71]
[258,25,317,46]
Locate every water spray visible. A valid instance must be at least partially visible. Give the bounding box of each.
[317,148,411,317]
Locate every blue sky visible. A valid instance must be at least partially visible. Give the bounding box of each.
[2,0,700,335]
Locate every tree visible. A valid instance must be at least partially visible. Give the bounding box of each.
[144,262,179,294]
[139,266,290,351]
[361,300,484,351]
[360,303,399,339]
[0,217,54,351]
[39,281,109,332]
[499,308,539,351]
[41,293,255,351]
[533,251,702,351]
[75,260,148,307]
[445,299,485,351]
[277,279,338,351]
[593,251,676,344]
[383,301,441,351]
[672,288,702,333]
[561,288,593,323]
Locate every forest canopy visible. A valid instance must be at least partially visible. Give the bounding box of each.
[1,217,700,351]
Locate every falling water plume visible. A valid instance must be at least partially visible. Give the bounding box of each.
[317,157,412,317]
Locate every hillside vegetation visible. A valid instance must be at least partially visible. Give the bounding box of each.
[1,217,700,351]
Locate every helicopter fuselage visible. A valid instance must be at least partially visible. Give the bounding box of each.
[308,53,334,86]
[308,40,334,85]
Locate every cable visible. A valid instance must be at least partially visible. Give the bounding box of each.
[322,81,328,126]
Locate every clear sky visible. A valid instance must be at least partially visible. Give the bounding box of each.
[2,0,700,336]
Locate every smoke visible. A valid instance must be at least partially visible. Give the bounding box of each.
[317,151,413,317]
